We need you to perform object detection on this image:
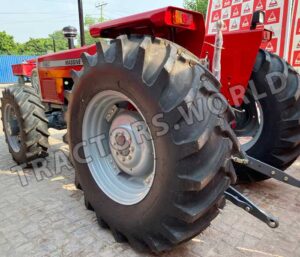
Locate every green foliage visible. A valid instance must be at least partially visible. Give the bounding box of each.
[0,30,68,55]
[19,31,68,55]
[183,0,209,16]
[83,15,102,46]
[19,38,53,55]
[0,31,19,55]
[48,31,69,51]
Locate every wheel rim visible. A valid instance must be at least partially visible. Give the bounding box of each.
[3,104,21,153]
[235,92,264,151]
[82,90,156,205]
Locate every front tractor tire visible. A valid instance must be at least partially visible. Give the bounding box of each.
[30,69,41,96]
[235,50,300,183]
[67,35,237,253]
[1,85,49,165]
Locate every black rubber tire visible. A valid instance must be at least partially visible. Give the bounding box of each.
[67,35,238,253]
[18,76,25,85]
[30,69,41,96]
[235,50,300,183]
[1,85,49,164]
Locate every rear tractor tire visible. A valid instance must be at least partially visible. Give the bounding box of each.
[234,50,300,183]
[1,85,49,165]
[67,35,238,253]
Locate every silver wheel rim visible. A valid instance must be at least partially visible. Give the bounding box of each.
[3,104,21,153]
[82,90,156,205]
[239,100,264,151]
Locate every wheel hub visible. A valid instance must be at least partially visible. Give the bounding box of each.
[109,111,153,177]
[82,90,156,205]
[234,90,264,151]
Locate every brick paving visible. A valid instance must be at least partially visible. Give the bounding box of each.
[0,85,299,257]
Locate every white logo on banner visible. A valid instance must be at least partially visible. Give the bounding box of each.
[222,7,230,19]
[255,0,264,10]
[242,17,250,27]
[268,12,277,23]
[266,42,275,52]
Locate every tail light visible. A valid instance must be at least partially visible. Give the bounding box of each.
[172,10,194,27]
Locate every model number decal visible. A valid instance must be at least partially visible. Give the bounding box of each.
[65,59,82,66]
[39,58,83,68]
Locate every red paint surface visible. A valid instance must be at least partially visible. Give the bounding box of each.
[201,29,264,106]
[16,6,266,107]
[11,59,36,77]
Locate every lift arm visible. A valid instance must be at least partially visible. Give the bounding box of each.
[226,153,300,228]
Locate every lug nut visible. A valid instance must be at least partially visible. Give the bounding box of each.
[128,156,132,160]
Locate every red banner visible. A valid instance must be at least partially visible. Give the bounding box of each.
[288,0,300,72]
[206,0,290,57]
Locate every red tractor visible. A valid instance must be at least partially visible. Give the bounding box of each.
[2,6,300,253]
[11,59,37,85]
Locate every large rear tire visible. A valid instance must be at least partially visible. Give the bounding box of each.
[1,85,49,164]
[235,50,300,183]
[67,35,237,253]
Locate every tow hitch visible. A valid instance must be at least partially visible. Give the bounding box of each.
[226,154,300,228]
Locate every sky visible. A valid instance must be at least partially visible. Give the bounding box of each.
[0,0,184,43]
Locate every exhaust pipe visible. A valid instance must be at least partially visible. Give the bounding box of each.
[63,26,78,49]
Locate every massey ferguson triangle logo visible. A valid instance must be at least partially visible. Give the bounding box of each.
[223,10,229,19]
[233,7,239,16]
[242,18,249,27]
[214,13,220,20]
[255,0,263,10]
[224,0,231,7]
[243,4,251,14]
[266,42,274,52]
[269,0,278,8]
[268,12,277,23]
[231,20,238,29]
[214,1,221,9]
[297,41,300,49]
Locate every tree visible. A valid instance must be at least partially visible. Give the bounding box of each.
[18,31,69,55]
[0,31,18,54]
[48,30,69,52]
[183,0,209,16]
[84,15,102,46]
[19,38,54,55]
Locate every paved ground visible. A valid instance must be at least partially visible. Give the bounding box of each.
[0,84,299,257]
